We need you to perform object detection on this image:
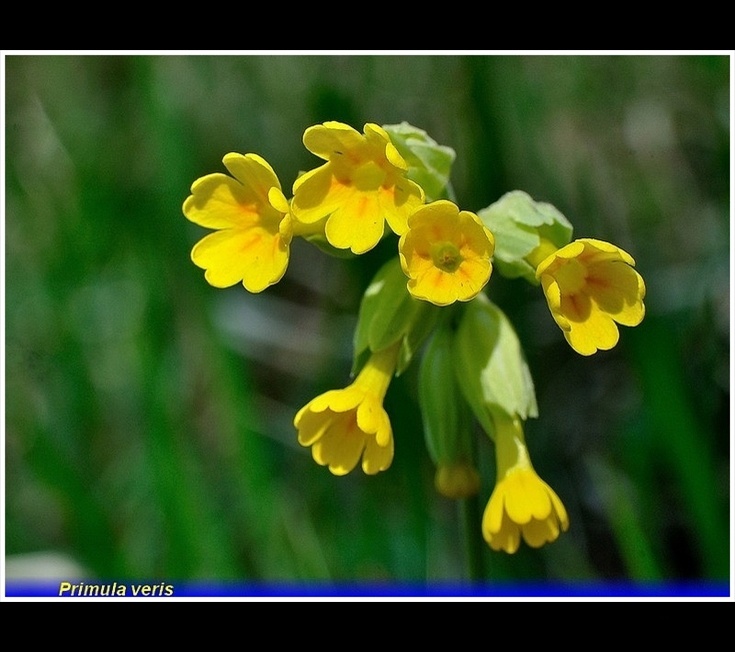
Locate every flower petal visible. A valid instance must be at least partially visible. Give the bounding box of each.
[483,490,507,536]
[586,262,646,326]
[295,408,331,447]
[191,228,288,292]
[362,432,394,475]
[522,517,560,548]
[356,396,383,435]
[295,344,398,476]
[485,511,521,554]
[325,192,384,254]
[223,152,281,203]
[312,413,365,476]
[379,180,424,236]
[303,122,366,161]
[408,266,457,306]
[183,174,261,230]
[578,237,636,266]
[309,387,363,414]
[549,491,570,532]
[503,470,552,525]
[268,186,291,215]
[564,297,620,355]
[291,164,355,224]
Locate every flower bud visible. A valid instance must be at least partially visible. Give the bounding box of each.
[418,322,479,498]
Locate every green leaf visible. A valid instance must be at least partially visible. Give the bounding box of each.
[383,122,456,202]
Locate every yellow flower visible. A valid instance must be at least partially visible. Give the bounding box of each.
[291,121,425,255]
[535,238,646,356]
[183,153,292,293]
[482,413,569,554]
[398,200,495,306]
[294,343,399,476]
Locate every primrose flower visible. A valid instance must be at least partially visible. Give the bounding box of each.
[183,153,292,293]
[399,200,495,306]
[294,343,400,476]
[482,413,569,554]
[534,238,646,356]
[291,121,425,255]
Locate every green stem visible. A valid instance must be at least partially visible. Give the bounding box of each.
[459,493,485,582]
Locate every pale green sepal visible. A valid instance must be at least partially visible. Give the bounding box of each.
[383,122,456,203]
[477,190,573,283]
[419,322,473,464]
[353,258,440,377]
[396,298,440,376]
[453,294,538,440]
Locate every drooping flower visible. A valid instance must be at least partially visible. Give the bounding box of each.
[294,343,400,476]
[398,200,495,306]
[482,412,569,554]
[534,238,646,356]
[183,153,292,293]
[291,121,425,255]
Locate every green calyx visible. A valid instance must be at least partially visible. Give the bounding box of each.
[453,294,538,440]
[477,190,573,284]
[383,122,456,203]
[352,257,440,377]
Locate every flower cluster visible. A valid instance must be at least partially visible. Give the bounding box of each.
[182,120,647,557]
[183,122,496,307]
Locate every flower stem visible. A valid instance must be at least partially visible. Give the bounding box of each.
[459,493,485,582]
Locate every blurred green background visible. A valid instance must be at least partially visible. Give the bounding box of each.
[4,54,730,588]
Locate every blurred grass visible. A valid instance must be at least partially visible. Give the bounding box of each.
[4,54,730,587]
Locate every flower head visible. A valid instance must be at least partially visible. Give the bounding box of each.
[291,121,425,255]
[399,200,495,306]
[535,238,646,355]
[183,153,292,293]
[294,343,399,476]
[482,413,569,553]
